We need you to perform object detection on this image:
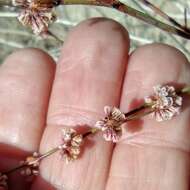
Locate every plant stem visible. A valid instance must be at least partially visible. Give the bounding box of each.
[2,147,60,175]
[3,164,27,175]
[32,147,60,164]
[47,30,64,43]
[1,128,99,176]
[138,0,190,33]
[1,0,190,39]
[61,0,190,39]
[0,0,190,39]
[82,128,98,138]
[124,104,153,121]
[181,86,190,94]
[3,85,190,176]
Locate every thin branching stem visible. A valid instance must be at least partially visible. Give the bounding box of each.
[0,0,190,39]
[60,0,190,39]
[2,85,190,176]
[138,0,190,32]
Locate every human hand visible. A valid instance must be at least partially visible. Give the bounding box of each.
[0,18,190,190]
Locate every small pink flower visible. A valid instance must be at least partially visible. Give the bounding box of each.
[59,128,83,163]
[0,173,8,188]
[12,0,60,8]
[12,0,27,6]
[20,152,40,176]
[13,0,56,34]
[95,106,125,142]
[145,85,182,121]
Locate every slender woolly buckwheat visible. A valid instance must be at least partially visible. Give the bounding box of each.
[145,85,182,121]
[59,128,83,163]
[20,152,40,176]
[0,84,189,183]
[0,173,8,188]
[13,0,57,34]
[95,106,126,142]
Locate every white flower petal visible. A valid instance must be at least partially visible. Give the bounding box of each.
[95,120,105,129]
[144,96,153,104]
[111,107,125,121]
[104,106,112,115]
[103,132,112,141]
[62,128,76,141]
[175,96,183,106]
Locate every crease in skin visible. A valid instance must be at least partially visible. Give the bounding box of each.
[49,153,56,188]
[87,144,106,190]
[48,156,65,190]
[57,65,123,89]
[107,175,176,189]
[121,69,143,104]
[45,151,83,190]
[119,130,190,154]
[58,54,93,74]
[108,174,158,182]
[48,105,105,126]
[108,174,170,189]
[55,71,121,89]
[78,148,92,190]
[58,37,114,75]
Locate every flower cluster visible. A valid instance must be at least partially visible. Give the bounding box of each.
[20,152,40,176]
[13,0,58,34]
[59,128,83,163]
[95,106,126,142]
[145,85,182,121]
[0,84,187,187]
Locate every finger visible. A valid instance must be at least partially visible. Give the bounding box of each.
[33,18,129,190]
[0,49,55,189]
[107,43,190,190]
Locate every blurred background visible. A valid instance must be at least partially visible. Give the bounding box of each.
[0,0,189,63]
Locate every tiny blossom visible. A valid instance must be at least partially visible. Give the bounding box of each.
[0,173,8,188]
[95,106,125,142]
[20,152,40,176]
[12,0,27,6]
[12,0,60,8]
[145,85,182,121]
[13,0,56,34]
[59,128,83,164]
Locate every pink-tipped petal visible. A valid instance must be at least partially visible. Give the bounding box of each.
[104,106,112,115]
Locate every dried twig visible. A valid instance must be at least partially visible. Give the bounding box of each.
[138,0,190,32]
[0,0,190,39]
[59,0,190,39]
[134,0,189,55]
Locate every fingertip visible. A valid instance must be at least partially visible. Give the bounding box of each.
[121,43,190,110]
[129,43,188,73]
[48,17,130,126]
[3,48,56,73]
[110,43,190,190]
[59,17,130,64]
[67,17,129,43]
[0,48,55,151]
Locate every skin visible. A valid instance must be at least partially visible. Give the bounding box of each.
[0,18,190,190]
